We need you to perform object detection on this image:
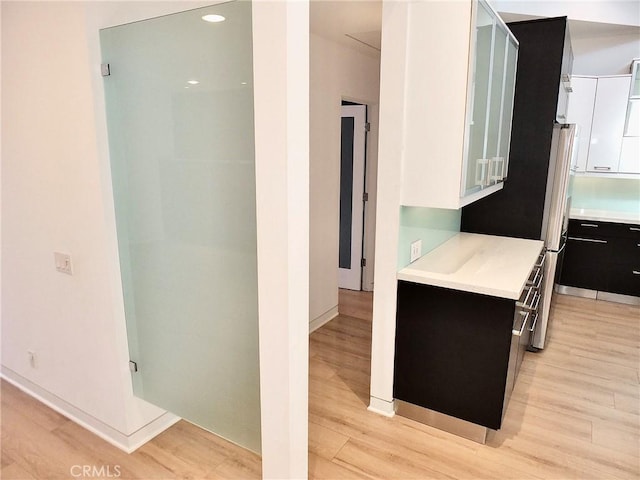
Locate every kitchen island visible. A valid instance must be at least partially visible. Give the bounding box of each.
[394,233,544,443]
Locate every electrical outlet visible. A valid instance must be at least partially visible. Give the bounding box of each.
[410,240,422,263]
[54,252,73,275]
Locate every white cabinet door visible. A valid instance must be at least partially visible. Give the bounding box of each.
[619,137,640,174]
[461,1,517,196]
[400,0,517,209]
[566,76,597,173]
[587,76,631,173]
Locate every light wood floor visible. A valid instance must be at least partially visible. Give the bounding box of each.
[2,291,639,479]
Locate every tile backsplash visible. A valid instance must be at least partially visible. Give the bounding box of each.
[398,206,461,269]
[571,176,640,213]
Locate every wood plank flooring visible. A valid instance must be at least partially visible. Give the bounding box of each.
[2,290,639,479]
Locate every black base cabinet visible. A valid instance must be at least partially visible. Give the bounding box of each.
[393,282,516,430]
[559,220,640,297]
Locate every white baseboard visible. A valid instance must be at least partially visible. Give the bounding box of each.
[1,367,180,453]
[367,396,395,417]
[309,305,339,333]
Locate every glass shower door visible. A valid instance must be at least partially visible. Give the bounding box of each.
[101,1,261,453]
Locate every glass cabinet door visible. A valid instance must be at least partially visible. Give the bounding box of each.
[485,23,507,186]
[498,35,518,180]
[464,1,495,196]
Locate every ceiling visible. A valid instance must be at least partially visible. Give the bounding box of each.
[309,0,639,56]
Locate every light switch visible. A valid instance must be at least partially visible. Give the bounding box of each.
[54,252,73,275]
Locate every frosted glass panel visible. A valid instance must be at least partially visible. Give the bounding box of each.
[486,25,506,163]
[464,2,494,194]
[101,1,261,453]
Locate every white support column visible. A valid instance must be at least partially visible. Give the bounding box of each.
[368,0,410,416]
[252,1,309,479]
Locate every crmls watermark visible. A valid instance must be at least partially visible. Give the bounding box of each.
[70,465,121,478]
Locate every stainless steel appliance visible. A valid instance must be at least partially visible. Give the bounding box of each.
[532,123,578,349]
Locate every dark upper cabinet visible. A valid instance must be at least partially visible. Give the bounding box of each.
[461,17,573,241]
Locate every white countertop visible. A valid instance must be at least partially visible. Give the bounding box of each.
[570,208,640,225]
[397,233,544,300]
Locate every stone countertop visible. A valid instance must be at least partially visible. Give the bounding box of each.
[397,233,545,300]
[569,208,640,225]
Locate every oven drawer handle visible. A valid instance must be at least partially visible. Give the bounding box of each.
[568,236,607,244]
[579,223,599,228]
[519,292,540,312]
[531,293,541,312]
[630,227,640,232]
[517,287,535,309]
[529,312,539,333]
[513,311,530,337]
[527,268,543,289]
[517,289,538,311]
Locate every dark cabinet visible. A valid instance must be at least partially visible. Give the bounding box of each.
[559,219,640,297]
[461,17,573,240]
[393,280,543,431]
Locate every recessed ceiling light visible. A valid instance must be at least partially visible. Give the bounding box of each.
[187,80,199,85]
[202,14,225,23]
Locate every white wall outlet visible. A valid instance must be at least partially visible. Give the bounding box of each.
[54,252,73,275]
[410,239,422,263]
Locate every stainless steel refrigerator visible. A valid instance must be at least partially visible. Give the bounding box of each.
[533,123,578,349]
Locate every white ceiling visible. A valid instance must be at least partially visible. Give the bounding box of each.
[310,0,639,56]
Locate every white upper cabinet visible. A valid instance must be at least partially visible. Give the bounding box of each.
[620,59,640,174]
[400,0,518,209]
[566,76,597,173]
[587,75,631,173]
[566,72,639,177]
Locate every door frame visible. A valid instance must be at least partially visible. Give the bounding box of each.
[339,103,367,291]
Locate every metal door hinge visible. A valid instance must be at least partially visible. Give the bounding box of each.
[365,122,371,132]
[363,192,368,202]
[361,258,367,267]
[129,360,138,372]
[101,63,111,77]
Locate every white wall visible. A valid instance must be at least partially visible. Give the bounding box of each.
[1,2,188,450]
[253,2,309,477]
[309,33,380,325]
[572,33,640,75]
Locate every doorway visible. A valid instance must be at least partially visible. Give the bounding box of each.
[339,102,368,291]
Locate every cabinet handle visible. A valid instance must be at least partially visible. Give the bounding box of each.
[568,236,607,244]
[529,312,539,333]
[527,268,543,290]
[630,227,640,232]
[633,271,640,275]
[513,311,530,337]
[580,223,599,228]
[592,166,611,171]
